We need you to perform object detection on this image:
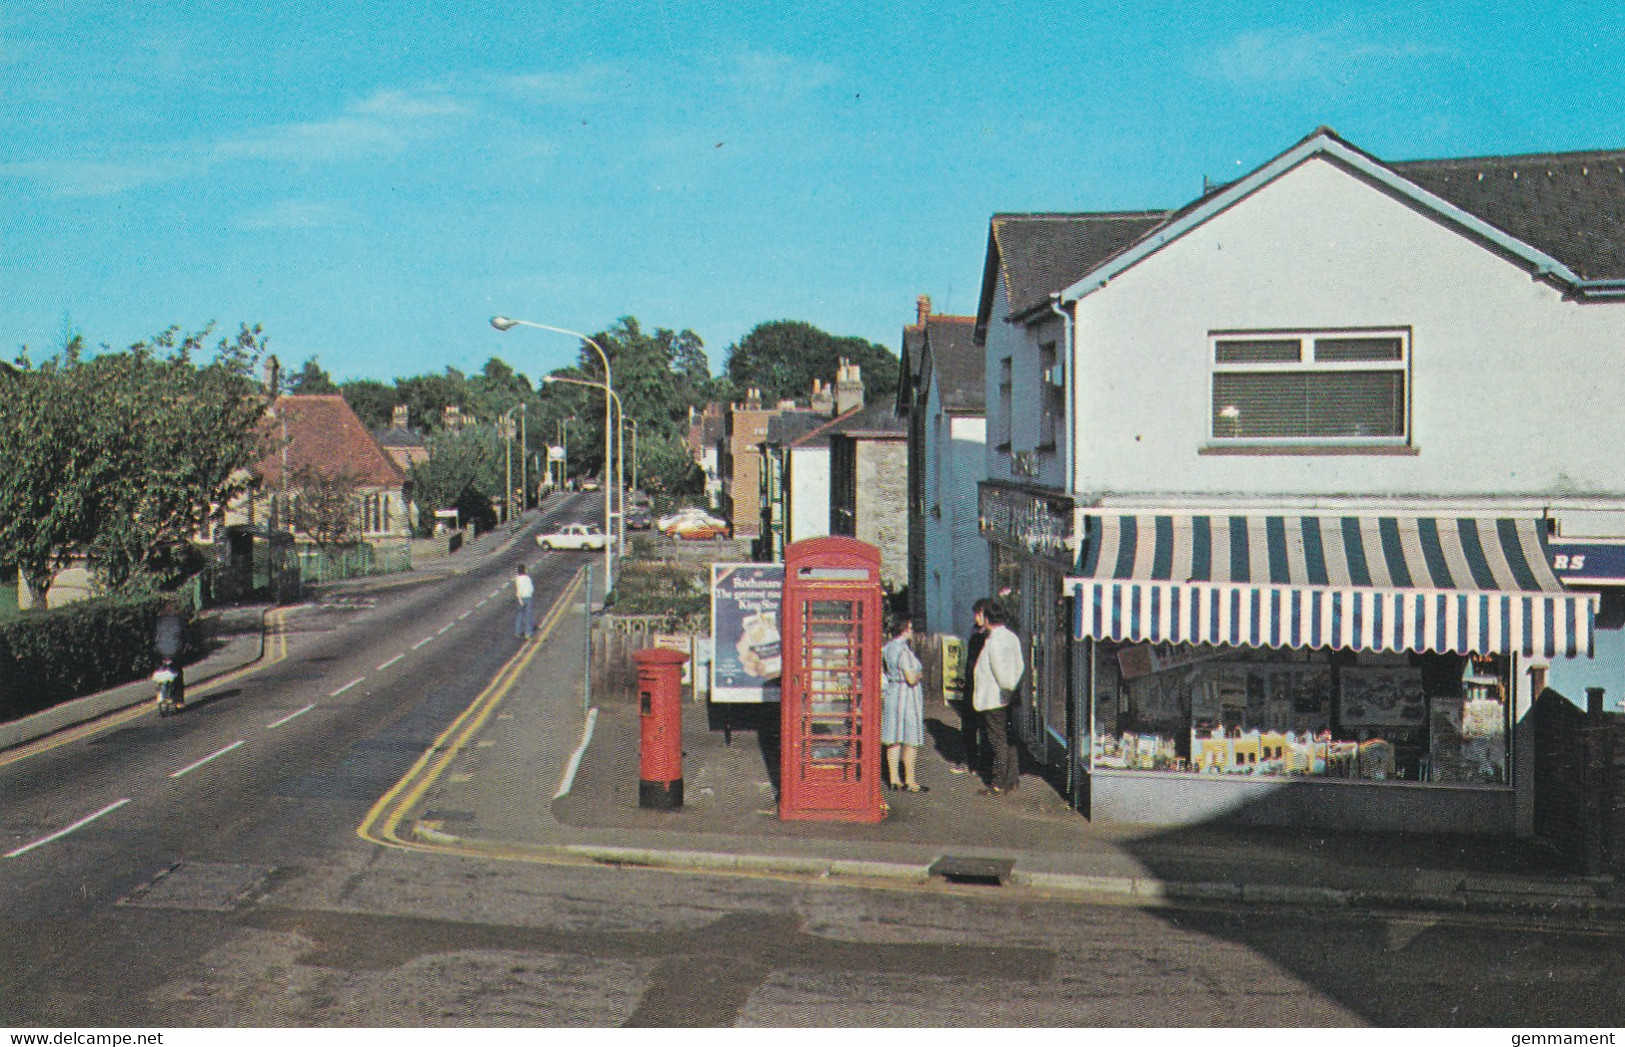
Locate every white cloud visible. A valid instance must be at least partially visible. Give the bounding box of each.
[235,200,348,230]
[719,49,841,103]
[0,157,184,198]
[3,83,473,197]
[1204,28,1452,88]
[213,86,470,164]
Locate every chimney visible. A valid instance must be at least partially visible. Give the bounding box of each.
[916,294,932,326]
[265,355,282,396]
[745,388,762,409]
[834,358,864,415]
[391,404,410,429]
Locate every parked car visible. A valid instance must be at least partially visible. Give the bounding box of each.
[580,477,602,492]
[657,507,730,540]
[625,505,654,530]
[536,523,609,551]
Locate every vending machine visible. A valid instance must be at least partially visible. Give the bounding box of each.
[778,536,885,823]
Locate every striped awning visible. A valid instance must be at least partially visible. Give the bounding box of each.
[1068,515,1597,658]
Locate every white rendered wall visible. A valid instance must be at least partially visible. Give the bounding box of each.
[923,361,989,635]
[785,444,831,544]
[1068,156,1625,507]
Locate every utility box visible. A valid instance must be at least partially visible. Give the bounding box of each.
[634,646,689,810]
[778,536,885,823]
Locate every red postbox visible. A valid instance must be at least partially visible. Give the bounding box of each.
[778,536,885,823]
[634,646,689,810]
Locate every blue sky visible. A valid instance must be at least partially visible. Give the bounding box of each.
[4,2,1623,383]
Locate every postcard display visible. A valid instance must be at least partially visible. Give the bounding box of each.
[1092,642,1510,785]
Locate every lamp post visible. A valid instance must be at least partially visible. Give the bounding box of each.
[492,316,616,601]
[544,374,625,559]
[500,405,519,525]
[626,417,639,495]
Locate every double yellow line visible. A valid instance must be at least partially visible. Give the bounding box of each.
[358,570,585,850]
[0,606,290,769]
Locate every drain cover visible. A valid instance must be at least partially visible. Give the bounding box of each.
[120,861,274,912]
[930,855,1015,885]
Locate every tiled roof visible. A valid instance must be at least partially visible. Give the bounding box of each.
[788,406,864,449]
[252,395,406,488]
[983,129,1625,332]
[924,315,984,413]
[375,426,426,448]
[983,211,1169,325]
[825,400,906,439]
[765,410,833,447]
[1392,149,1625,281]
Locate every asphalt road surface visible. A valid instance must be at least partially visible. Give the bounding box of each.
[4,495,1625,1028]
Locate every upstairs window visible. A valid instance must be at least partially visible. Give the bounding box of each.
[1210,329,1408,443]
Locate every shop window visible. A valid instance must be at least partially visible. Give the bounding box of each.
[1210,329,1408,443]
[1091,642,1509,785]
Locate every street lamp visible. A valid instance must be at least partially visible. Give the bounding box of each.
[492,316,616,601]
[500,405,522,524]
[544,374,626,559]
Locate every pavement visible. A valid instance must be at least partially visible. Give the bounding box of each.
[379,573,1625,920]
[11,508,1625,918]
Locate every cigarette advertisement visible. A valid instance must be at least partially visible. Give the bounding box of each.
[710,563,784,703]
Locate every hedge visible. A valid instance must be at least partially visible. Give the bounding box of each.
[0,592,195,724]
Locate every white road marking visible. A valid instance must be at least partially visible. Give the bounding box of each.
[377,653,405,671]
[458,610,472,620]
[477,599,490,608]
[412,636,434,650]
[169,740,246,779]
[437,623,454,635]
[5,798,131,858]
[330,677,365,697]
[554,707,599,800]
[268,704,316,729]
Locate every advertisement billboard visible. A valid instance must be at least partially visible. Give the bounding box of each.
[711,563,784,703]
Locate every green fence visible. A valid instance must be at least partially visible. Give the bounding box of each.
[294,542,412,584]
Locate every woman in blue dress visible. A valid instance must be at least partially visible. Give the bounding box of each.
[881,616,927,792]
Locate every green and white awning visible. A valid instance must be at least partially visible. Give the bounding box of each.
[1068,514,1596,658]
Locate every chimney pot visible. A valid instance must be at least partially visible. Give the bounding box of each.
[916,295,932,325]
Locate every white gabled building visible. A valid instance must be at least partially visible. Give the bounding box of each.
[900,298,987,641]
[979,127,1625,834]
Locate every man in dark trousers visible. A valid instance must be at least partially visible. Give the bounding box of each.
[949,598,992,776]
[972,599,1025,796]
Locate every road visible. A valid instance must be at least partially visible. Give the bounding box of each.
[3,495,1625,1027]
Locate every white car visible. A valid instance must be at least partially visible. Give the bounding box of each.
[536,523,608,551]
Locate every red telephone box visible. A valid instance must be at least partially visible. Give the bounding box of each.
[778,536,885,823]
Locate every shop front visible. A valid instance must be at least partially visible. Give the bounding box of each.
[1069,513,1597,833]
[979,481,1078,787]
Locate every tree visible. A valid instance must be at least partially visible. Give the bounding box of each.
[0,324,270,602]
[396,368,470,432]
[340,379,400,431]
[83,324,270,592]
[723,321,899,406]
[286,356,337,395]
[286,465,363,552]
[0,336,96,605]
[404,425,502,536]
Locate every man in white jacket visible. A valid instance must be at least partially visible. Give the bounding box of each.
[972,600,1024,795]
